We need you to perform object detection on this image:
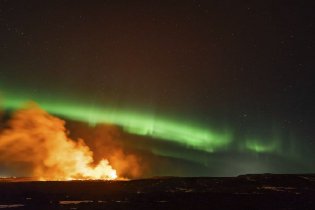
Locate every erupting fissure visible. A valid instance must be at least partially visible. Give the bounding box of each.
[0,103,117,181]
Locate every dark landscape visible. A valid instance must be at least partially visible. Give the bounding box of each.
[1,174,315,210]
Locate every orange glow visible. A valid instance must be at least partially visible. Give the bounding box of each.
[0,103,117,181]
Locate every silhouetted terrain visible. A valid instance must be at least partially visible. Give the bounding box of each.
[1,174,315,209]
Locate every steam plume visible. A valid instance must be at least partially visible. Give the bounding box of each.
[0,103,117,180]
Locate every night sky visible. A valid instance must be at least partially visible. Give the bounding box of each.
[0,0,314,177]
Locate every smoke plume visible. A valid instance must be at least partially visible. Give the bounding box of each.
[0,103,117,180]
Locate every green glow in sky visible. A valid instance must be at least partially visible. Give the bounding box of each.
[0,87,306,172]
[1,91,232,152]
[244,138,280,153]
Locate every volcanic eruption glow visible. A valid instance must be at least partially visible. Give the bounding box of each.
[0,103,117,181]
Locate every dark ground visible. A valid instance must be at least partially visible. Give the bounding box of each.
[0,174,315,210]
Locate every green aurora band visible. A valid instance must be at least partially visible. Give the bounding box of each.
[0,89,288,156]
[1,90,233,153]
[244,138,280,153]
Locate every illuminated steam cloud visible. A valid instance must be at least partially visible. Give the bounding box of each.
[0,103,117,180]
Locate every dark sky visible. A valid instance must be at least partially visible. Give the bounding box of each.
[0,0,314,177]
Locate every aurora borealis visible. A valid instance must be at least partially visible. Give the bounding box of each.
[0,86,312,176]
[0,0,314,177]
[2,89,233,153]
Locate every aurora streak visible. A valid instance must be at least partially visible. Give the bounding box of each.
[0,88,311,176]
[1,90,233,153]
[0,88,298,159]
